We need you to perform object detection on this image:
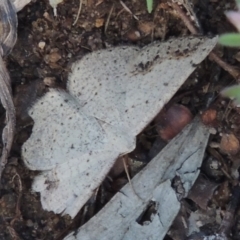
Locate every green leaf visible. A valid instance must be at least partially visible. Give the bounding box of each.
[219,33,240,47]
[222,85,240,104]
[146,0,153,13]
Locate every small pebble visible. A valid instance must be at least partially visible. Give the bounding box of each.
[38,41,46,50]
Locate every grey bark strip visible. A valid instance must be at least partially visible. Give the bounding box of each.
[65,117,210,240]
[0,0,17,179]
[11,0,31,12]
[0,0,17,56]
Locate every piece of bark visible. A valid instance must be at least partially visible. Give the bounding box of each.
[0,0,18,179]
[188,174,219,210]
[0,0,31,178]
[65,116,210,240]
[11,0,31,12]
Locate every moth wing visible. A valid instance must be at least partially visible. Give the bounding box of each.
[67,46,139,130]
[124,36,218,135]
[22,90,108,170]
[22,90,135,217]
[32,150,120,217]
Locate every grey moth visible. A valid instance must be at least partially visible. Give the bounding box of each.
[22,36,217,218]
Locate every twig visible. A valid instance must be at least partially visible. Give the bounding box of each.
[209,52,240,82]
[104,4,114,34]
[7,226,20,240]
[4,172,23,240]
[171,1,240,82]
[122,156,144,201]
[119,1,139,21]
[73,0,83,26]
[10,173,23,226]
[171,2,198,34]
[122,156,133,190]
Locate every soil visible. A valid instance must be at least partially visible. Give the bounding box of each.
[1,0,240,239]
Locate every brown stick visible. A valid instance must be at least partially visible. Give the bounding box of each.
[209,52,240,81]
[171,2,198,34]
[171,2,240,82]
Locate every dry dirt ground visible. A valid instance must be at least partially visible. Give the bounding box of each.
[1,0,240,239]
